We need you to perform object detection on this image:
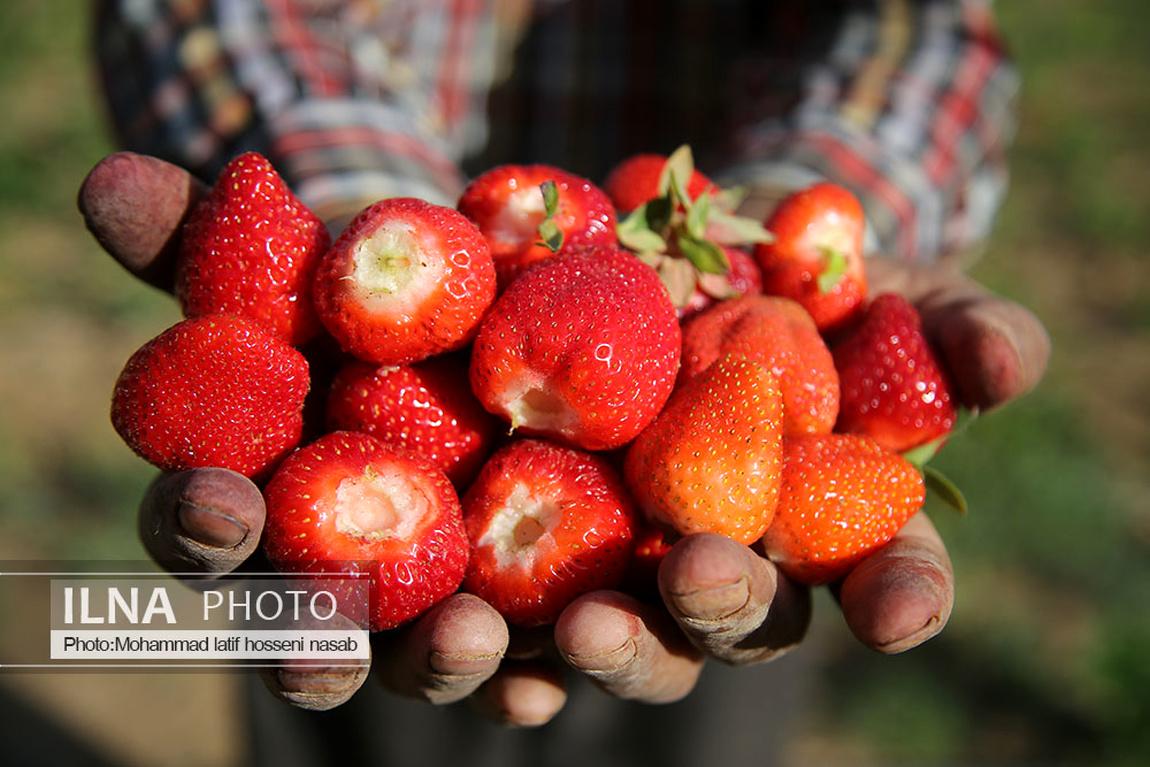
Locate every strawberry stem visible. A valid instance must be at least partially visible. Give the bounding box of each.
[535,180,565,253]
[816,245,849,293]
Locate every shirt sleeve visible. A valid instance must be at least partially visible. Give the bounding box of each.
[716,0,1020,263]
[93,0,499,223]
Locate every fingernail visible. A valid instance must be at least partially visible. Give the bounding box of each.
[670,578,751,622]
[177,500,248,548]
[565,638,637,675]
[429,650,503,677]
[875,613,943,654]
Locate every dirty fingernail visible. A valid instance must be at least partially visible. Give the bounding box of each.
[177,500,249,548]
[669,578,751,622]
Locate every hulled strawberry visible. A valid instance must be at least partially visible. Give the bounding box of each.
[624,354,784,546]
[176,152,330,346]
[456,164,618,291]
[262,430,470,631]
[679,295,839,435]
[831,293,958,453]
[754,182,867,333]
[324,353,502,489]
[110,314,309,478]
[469,246,681,452]
[762,433,925,586]
[313,197,496,365]
[461,438,639,627]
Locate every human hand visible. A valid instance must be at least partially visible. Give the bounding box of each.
[80,152,1046,725]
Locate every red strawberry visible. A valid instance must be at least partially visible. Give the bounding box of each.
[262,430,470,632]
[613,147,773,318]
[754,182,868,333]
[624,354,784,546]
[831,293,958,453]
[461,438,639,627]
[619,522,675,602]
[762,433,925,586]
[313,197,496,365]
[469,246,681,452]
[176,152,330,346]
[324,352,502,489]
[457,164,618,291]
[110,314,309,478]
[602,151,715,214]
[679,295,839,435]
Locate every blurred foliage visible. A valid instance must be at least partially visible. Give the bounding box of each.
[803,2,1150,765]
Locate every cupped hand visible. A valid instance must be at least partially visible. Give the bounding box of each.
[81,151,1044,726]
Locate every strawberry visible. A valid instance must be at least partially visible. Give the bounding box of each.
[619,522,675,603]
[324,352,502,489]
[602,151,716,214]
[754,182,868,333]
[175,152,330,346]
[456,164,618,291]
[461,438,639,627]
[831,293,958,453]
[761,433,925,586]
[469,246,681,452]
[262,430,470,632]
[313,197,496,365]
[624,354,784,546]
[679,295,840,435]
[613,146,773,318]
[110,314,309,478]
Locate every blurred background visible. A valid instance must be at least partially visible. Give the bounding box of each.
[0,0,1147,764]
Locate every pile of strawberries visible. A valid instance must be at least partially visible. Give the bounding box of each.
[109,148,960,632]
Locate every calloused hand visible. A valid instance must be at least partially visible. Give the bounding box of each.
[81,151,1047,725]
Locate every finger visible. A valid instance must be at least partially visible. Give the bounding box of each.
[259,612,371,711]
[78,151,207,291]
[866,257,1051,410]
[374,593,509,705]
[138,468,266,576]
[658,533,811,665]
[835,512,954,653]
[553,590,703,704]
[467,660,568,728]
[920,290,1051,411]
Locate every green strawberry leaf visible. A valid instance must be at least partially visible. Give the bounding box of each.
[903,407,980,467]
[657,256,699,308]
[535,180,565,252]
[706,210,775,247]
[922,465,968,516]
[816,246,849,293]
[617,203,669,254]
[685,186,711,240]
[902,434,949,468]
[677,233,730,275]
[658,144,696,198]
[697,270,739,300]
[712,185,747,214]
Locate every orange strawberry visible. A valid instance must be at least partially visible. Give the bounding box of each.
[679,294,840,435]
[762,433,925,586]
[623,354,784,546]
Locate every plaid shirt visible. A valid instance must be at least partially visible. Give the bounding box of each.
[94,0,1018,262]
